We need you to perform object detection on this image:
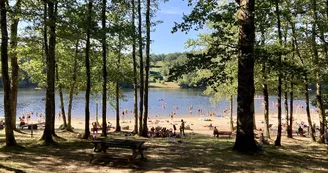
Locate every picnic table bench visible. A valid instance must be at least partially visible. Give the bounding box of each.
[218,131,233,138]
[17,122,45,130]
[89,139,147,163]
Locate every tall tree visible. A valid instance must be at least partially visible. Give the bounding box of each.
[311,0,324,136]
[274,0,283,146]
[42,0,56,143]
[137,0,144,135]
[115,36,122,132]
[9,0,22,131]
[83,0,92,139]
[56,63,67,129]
[1,0,17,146]
[260,30,270,139]
[67,40,79,132]
[131,0,138,133]
[232,0,258,152]
[289,15,315,140]
[283,30,289,137]
[230,95,234,131]
[101,0,108,136]
[141,0,150,137]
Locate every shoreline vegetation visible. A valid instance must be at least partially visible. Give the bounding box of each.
[148,82,180,88]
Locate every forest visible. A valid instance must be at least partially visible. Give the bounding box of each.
[0,0,328,172]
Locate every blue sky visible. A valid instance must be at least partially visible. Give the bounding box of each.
[151,0,204,54]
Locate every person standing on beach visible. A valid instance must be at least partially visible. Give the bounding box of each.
[180,119,185,136]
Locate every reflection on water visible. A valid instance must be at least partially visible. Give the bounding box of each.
[0,88,315,120]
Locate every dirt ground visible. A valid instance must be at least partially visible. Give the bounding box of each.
[0,128,327,173]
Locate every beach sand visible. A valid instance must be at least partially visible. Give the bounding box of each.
[48,111,321,137]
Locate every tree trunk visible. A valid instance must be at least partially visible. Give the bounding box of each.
[253,102,256,130]
[319,30,327,134]
[51,2,58,137]
[232,0,258,152]
[56,64,67,129]
[115,81,121,132]
[288,81,293,138]
[67,40,79,132]
[289,7,313,139]
[274,0,282,146]
[138,0,144,135]
[42,0,56,143]
[115,38,122,132]
[1,0,17,146]
[284,89,288,130]
[141,0,150,137]
[262,64,270,139]
[283,27,289,133]
[101,0,107,137]
[132,0,138,134]
[305,76,316,142]
[10,0,22,131]
[311,0,324,136]
[260,30,270,139]
[230,95,234,132]
[82,0,92,139]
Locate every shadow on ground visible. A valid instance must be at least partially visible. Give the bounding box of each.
[0,131,327,173]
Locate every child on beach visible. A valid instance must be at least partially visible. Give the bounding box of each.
[213,127,219,137]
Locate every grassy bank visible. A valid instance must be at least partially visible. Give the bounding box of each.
[149,82,180,88]
[0,129,327,173]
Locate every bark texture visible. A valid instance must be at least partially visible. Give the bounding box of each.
[10,0,22,130]
[274,0,282,146]
[137,0,144,135]
[1,0,17,146]
[233,0,258,152]
[56,64,67,128]
[83,0,92,139]
[67,40,79,132]
[131,0,138,134]
[101,0,107,136]
[42,0,56,143]
[141,0,150,137]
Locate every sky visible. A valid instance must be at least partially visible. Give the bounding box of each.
[151,0,205,54]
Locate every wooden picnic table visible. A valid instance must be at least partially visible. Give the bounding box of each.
[89,139,147,163]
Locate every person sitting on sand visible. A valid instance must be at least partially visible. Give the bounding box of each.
[107,121,112,131]
[150,127,155,137]
[173,124,177,135]
[0,120,4,129]
[213,126,219,137]
[19,117,25,126]
[92,122,101,134]
[321,129,328,153]
[259,133,269,145]
[297,126,305,136]
[208,123,213,130]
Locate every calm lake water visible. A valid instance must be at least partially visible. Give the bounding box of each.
[0,88,314,120]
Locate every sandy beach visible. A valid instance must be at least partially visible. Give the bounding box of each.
[44,111,321,137]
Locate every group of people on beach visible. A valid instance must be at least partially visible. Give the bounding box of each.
[19,112,33,126]
[149,119,185,138]
[19,112,46,126]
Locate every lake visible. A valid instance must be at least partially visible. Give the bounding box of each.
[0,88,314,120]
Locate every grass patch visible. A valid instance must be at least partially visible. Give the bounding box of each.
[0,129,327,172]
